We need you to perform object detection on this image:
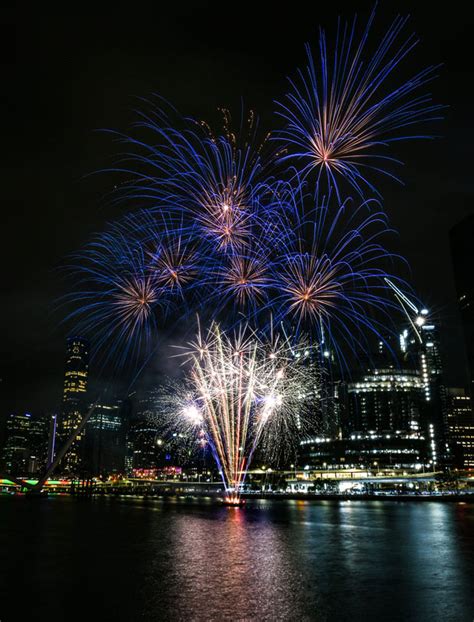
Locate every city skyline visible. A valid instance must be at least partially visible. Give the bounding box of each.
[2,7,474,621]
[3,300,473,478]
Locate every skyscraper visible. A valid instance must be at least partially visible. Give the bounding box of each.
[125,387,199,473]
[1,413,31,475]
[62,337,89,399]
[347,366,424,435]
[446,387,474,468]
[83,400,127,476]
[383,289,448,468]
[404,311,448,465]
[302,293,452,471]
[59,337,89,475]
[450,213,474,396]
[374,282,450,465]
[27,415,49,474]
[0,413,49,476]
[125,389,169,473]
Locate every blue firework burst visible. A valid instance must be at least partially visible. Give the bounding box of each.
[274,8,443,198]
[263,185,416,368]
[107,102,276,253]
[61,211,206,367]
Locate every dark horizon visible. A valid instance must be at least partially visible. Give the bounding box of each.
[4,1,474,415]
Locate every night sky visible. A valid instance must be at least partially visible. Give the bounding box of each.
[4,1,474,416]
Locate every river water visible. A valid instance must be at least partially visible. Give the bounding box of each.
[0,495,473,621]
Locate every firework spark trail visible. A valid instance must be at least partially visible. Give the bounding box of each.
[217,253,270,308]
[60,227,161,367]
[263,185,417,370]
[177,322,314,499]
[59,210,208,368]
[274,8,443,198]
[106,102,276,253]
[144,214,203,297]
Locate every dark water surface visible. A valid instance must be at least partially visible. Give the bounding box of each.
[0,495,473,621]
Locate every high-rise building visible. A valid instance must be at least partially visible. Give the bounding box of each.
[27,416,49,474]
[446,387,474,468]
[300,432,427,470]
[401,309,450,466]
[383,282,450,462]
[125,387,201,473]
[126,420,163,472]
[1,413,31,474]
[301,294,452,471]
[59,337,90,475]
[317,350,342,438]
[450,214,474,396]
[346,366,424,435]
[83,401,128,476]
[62,337,89,399]
[125,388,171,473]
[300,362,430,470]
[0,413,49,476]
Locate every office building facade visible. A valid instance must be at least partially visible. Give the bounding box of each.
[446,387,474,468]
[0,413,49,476]
[450,213,474,396]
[83,401,127,476]
[59,337,90,475]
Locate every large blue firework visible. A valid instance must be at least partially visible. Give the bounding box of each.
[107,102,276,253]
[60,211,205,368]
[274,8,443,198]
[264,186,415,369]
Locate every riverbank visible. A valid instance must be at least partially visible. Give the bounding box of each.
[4,489,473,503]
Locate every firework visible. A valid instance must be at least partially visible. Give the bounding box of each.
[275,9,442,198]
[262,186,414,369]
[63,10,438,373]
[60,211,203,367]
[63,187,412,370]
[145,214,203,298]
[215,253,270,308]
[176,321,314,500]
[109,103,275,252]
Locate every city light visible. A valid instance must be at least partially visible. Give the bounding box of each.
[4,5,474,622]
